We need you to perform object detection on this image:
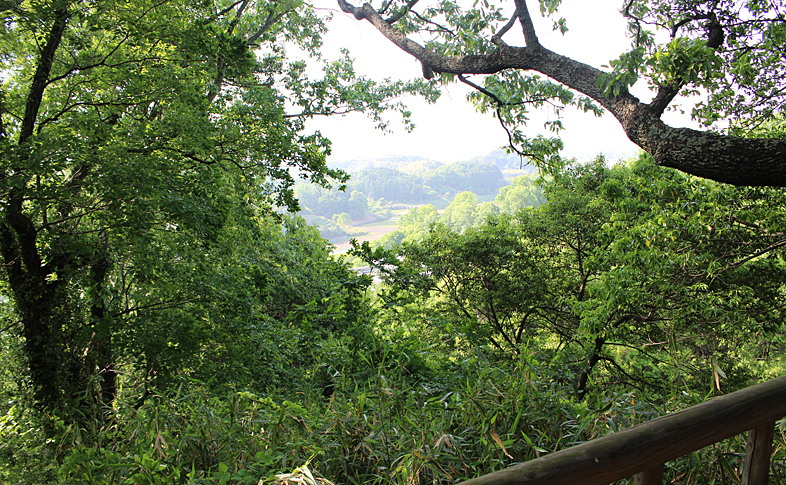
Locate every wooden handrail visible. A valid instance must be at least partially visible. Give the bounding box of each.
[462,376,786,485]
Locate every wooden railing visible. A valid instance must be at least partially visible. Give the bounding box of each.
[462,376,786,485]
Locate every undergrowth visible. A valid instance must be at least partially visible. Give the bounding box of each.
[3,349,779,485]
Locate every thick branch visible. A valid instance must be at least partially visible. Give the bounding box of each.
[650,13,724,118]
[648,85,680,118]
[337,0,786,186]
[19,8,69,145]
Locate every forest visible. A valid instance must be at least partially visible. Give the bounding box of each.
[292,153,528,241]
[1,0,785,484]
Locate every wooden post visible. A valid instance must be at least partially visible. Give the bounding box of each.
[634,465,663,485]
[742,421,776,485]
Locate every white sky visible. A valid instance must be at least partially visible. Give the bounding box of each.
[307,0,700,164]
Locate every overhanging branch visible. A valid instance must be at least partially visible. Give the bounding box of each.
[337,0,786,186]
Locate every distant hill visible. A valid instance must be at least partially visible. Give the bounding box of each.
[299,154,509,222]
[331,155,444,175]
[332,151,537,175]
[422,161,507,196]
[332,145,640,177]
[470,149,539,174]
[562,145,640,164]
[467,147,641,179]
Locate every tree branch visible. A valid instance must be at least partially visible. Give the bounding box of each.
[491,7,519,45]
[385,0,419,24]
[43,33,131,87]
[112,298,192,318]
[206,0,245,24]
[513,0,540,51]
[337,0,786,186]
[597,355,655,394]
[228,0,251,35]
[19,8,69,145]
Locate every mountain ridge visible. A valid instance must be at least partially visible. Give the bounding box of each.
[329,147,640,175]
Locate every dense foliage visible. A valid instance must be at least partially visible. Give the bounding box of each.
[0,0,435,411]
[0,0,424,481]
[2,0,786,484]
[356,155,786,399]
[4,152,783,484]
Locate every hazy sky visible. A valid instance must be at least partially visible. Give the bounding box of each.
[306,0,699,164]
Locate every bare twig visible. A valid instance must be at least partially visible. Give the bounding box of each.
[458,74,544,163]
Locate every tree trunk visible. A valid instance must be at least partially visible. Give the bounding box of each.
[0,225,67,408]
[0,8,77,411]
[90,256,117,405]
[576,336,605,398]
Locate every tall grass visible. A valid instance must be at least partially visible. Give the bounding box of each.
[47,350,786,485]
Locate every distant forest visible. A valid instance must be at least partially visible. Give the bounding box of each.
[294,150,540,238]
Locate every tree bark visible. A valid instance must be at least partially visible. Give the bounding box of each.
[576,336,605,398]
[89,256,116,405]
[0,7,72,410]
[0,223,68,408]
[19,8,69,145]
[337,0,786,187]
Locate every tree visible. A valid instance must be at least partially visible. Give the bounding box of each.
[475,200,501,223]
[494,173,543,214]
[336,0,786,186]
[350,167,427,202]
[388,218,548,355]
[335,212,353,226]
[349,190,370,218]
[379,203,440,246]
[0,0,432,414]
[356,156,786,397]
[443,191,479,231]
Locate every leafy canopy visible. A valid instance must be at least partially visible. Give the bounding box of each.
[336,0,786,185]
[0,0,434,413]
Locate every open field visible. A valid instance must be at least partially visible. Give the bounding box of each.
[330,206,447,254]
[331,221,398,254]
[361,218,401,227]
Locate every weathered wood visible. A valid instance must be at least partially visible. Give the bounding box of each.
[634,465,663,485]
[461,376,786,485]
[742,421,776,485]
